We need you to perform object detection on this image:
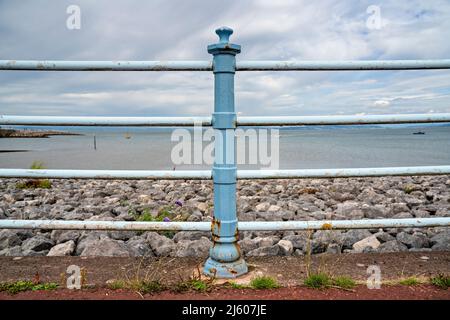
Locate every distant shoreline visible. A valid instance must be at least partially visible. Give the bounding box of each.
[0,128,81,138]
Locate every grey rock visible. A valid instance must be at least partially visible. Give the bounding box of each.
[362,246,377,253]
[75,232,108,255]
[361,204,389,218]
[254,236,277,247]
[187,214,202,222]
[277,240,293,255]
[283,234,309,250]
[374,231,395,243]
[21,235,54,252]
[146,232,175,256]
[0,208,6,219]
[431,242,450,251]
[0,230,22,250]
[409,248,432,252]
[238,238,258,254]
[15,230,34,241]
[247,245,280,257]
[268,204,281,212]
[22,249,49,256]
[126,238,154,257]
[313,230,343,245]
[173,231,210,243]
[108,231,137,241]
[238,212,257,222]
[378,240,408,252]
[403,195,423,207]
[413,210,430,218]
[255,202,270,212]
[342,230,372,249]
[358,188,384,204]
[396,232,429,249]
[50,230,80,244]
[437,209,450,217]
[430,231,450,246]
[155,245,175,256]
[348,209,365,220]
[174,237,211,257]
[311,239,327,253]
[330,192,355,202]
[63,212,93,220]
[391,203,410,214]
[281,211,295,221]
[81,238,131,257]
[47,240,76,256]
[335,202,359,215]
[326,243,342,254]
[392,212,414,219]
[353,236,380,252]
[0,246,22,256]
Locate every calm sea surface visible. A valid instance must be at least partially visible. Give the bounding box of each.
[1,125,449,170]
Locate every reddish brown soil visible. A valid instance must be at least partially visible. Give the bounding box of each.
[1,252,448,300]
[1,252,449,286]
[0,285,448,300]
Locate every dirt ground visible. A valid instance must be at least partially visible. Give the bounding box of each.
[0,252,448,299]
[0,285,448,300]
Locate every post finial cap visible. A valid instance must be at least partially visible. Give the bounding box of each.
[215,27,233,43]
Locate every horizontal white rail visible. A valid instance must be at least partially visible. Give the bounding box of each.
[236,60,450,71]
[238,166,450,179]
[238,113,450,126]
[2,60,450,71]
[0,218,448,231]
[0,60,212,71]
[1,166,449,180]
[2,113,450,126]
[0,115,212,126]
[0,169,211,180]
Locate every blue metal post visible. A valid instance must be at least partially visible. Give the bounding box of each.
[203,27,248,278]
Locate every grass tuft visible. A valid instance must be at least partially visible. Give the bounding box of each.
[430,274,450,289]
[403,185,416,194]
[16,161,51,189]
[250,276,279,289]
[16,179,52,189]
[30,161,46,169]
[399,277,420,286]
[173,279,210,292]
[107,279,126,290]
[227,282,249,289]
[136,280,166,294]
[304,273,331,289]
[332,276,356,289]
[0,281,58,294]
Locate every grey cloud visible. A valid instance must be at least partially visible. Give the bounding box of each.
[0,0,449,117]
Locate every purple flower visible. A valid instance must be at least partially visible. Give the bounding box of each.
[163,217,171,222]
[175,200,183,207]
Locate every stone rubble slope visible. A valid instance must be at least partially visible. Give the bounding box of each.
[0,176,449,257]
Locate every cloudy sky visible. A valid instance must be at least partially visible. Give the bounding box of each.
[0,0,449,117]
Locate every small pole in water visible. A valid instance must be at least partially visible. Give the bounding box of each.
[93,135,97,150]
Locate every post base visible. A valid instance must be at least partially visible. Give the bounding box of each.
[203,257,248,278]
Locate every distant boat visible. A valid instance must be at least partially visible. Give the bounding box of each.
[413,131,425,135]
